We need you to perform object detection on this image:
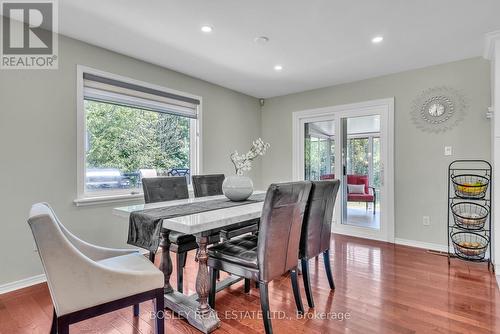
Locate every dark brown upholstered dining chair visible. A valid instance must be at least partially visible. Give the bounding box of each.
[207,181,312,334]
[300,180,340,308]
[192,174,225,197]
[192,174,260,240]
[142,176,197,294]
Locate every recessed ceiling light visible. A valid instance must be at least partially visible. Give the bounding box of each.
[201,25,213,33]
[254,36,270,44]
[372,36,384,44]
[274,65,283,71]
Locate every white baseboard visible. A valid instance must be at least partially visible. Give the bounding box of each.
[0,274,46,295]
[394,238,448,252]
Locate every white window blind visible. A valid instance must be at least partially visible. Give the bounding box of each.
[83,73,199,119]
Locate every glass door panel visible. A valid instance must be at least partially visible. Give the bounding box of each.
[341,115,381,229]
[372,137,381,211]
[304,120,335,181]
[347,137,369,176]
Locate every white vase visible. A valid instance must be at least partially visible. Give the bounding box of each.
[222,175,253,201]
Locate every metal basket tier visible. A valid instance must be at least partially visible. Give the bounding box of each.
[451,174,489,199]
[451,231,489,261]
[450,202,489,230]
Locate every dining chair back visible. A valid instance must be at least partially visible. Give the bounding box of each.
[192,174,225,197]
[299,179,340,308]
[142,176,189,203]
[300,180,340,259]
[258,182,312,282]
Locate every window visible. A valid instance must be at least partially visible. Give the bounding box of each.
[76,67,201,204]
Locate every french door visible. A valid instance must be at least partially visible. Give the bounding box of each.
[293,99,394,242]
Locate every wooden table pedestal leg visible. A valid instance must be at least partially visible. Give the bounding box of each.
[159,229,174,294]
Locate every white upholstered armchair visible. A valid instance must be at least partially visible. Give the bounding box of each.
[27,203,165,334]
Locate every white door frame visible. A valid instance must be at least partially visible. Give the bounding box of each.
[292,98,395,243]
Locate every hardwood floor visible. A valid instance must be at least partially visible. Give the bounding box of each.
[1,234,499,334]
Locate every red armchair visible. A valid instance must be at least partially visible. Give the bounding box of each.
[320,174,376,214]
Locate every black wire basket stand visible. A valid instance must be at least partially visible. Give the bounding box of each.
[447,160,492,271]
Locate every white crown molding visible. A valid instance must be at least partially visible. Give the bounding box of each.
[484,30,500,60]
[0,274,46,295]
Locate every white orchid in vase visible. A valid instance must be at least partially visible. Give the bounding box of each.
[230,138,270,176]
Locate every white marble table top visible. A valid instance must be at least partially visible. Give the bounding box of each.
[113,191,265,235]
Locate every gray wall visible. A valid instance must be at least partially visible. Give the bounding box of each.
[0,35,261,285]
[261,57,491,246]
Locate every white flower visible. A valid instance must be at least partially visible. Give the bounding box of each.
[230,138,270,175]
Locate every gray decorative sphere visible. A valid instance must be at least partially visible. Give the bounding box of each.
[222,175,253,201]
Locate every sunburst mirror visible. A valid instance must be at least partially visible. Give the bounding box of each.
[411,86,467,133]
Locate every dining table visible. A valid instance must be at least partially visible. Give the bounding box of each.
[113,191,265,333]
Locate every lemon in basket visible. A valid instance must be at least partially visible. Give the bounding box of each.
[457,181,486,195]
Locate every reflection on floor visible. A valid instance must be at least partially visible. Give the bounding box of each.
[345,203,380,229]
[2,235,499,333]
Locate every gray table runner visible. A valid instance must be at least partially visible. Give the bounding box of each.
[127,193,266,252]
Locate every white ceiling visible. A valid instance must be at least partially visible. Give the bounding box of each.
[307,121,335,138]
[60,1,500,98]
[306,115,380,138]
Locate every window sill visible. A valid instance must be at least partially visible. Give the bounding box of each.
[74,193,144,207]
[74,186,195,207]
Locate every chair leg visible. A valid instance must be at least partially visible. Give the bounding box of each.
[323,249,335,290]
[210,243,221,280]
[366,202,368,211]
[149,251,156,263]
[244,278,251,293]
[255,280,259,289]
[181,251,188,267]
[290,269,304,314]
[209,267,217,308]
[176,252,186,293]
[56,318,69,334]
[301,258,314,308]
[154,291,165,334]
[259,282,273,334]
[50,308,57,334]
[133,304,140,316]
